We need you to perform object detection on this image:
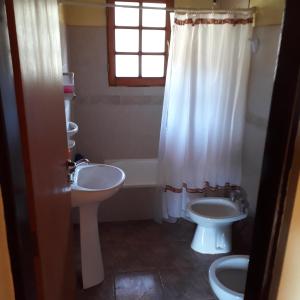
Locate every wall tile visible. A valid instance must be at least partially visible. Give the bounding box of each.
[242,25,281,216]
[67,26,164,160]
[67,24,282,217]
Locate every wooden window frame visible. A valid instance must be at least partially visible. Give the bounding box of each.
[106,0,174,86]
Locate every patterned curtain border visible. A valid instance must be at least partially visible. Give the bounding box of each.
[174,17,253,26]
[164,182,240,193]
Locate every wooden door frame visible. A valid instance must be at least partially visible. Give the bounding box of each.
[245,0,300,299]
[0,0,37,299]
[1,0,75,299]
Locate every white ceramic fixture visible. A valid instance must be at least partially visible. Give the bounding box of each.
[66,122,78,149]
[209,255,249,300]
[67,121,78,139]
[68,139,75,149]
[71,163,125,289]
[105,158,158,187]
[187,198,247,254]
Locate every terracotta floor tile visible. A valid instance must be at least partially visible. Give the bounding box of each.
[76,274,115,300]
[115,271,163,300]
[75,219,251,299]
[159,268,217,300]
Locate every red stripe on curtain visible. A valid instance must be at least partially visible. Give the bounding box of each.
[175,17,253,26]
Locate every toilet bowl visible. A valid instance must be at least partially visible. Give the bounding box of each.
[187,198,247,254]
[209,255,249,300]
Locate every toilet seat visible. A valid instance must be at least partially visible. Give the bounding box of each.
[209,255,249,300]
[187,198,246,224]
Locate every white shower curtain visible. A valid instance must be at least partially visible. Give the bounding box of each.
[158,12,253,220]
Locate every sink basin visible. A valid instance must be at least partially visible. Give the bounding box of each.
[71,163,125,207]
[70,162,125,289]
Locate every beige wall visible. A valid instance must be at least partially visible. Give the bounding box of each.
[59,1,106,27]
[241,25,281,216]
[59,0,213,27]
[0,188,15,300]
[250,0,285,26]
[277,149,300,300]
[59,0,284,26]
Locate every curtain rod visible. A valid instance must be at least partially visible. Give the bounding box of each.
[59,1,256,14]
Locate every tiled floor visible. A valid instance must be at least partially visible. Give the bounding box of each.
[74,219,252,300]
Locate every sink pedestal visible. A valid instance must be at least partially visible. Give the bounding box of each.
[71,163,125,289]
[79,203,104,289]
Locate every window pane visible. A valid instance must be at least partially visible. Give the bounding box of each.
[142,55,164,77]
[116,55,139,77]
[115,29,139,52]
[115,1,139,26]
[142,30,165,52]
[142,3,166,27]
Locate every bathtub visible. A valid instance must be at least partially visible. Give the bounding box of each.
[97,159,159,222]
[105,158,158,188]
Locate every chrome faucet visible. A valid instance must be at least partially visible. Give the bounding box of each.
[67,158,90,183]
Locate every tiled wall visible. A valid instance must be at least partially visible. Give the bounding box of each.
[67,27,164,161]
[60,21,73,124]
[65,24,282,216]
[241,25,282,215]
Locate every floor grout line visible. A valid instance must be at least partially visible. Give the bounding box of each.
[75,219,252,300]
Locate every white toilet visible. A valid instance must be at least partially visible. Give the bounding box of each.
[209,255,249,300]
[187,197,247,254]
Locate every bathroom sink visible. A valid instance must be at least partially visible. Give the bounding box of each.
[71,163,125,207]
[70,162,125,289]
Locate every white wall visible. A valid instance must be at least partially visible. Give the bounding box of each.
[67,27,164,161]
[60,22,69,73]
[241,25,281,216]
[65,24,282,217]
[60,21,73,124]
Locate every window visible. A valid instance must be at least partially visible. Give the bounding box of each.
[107,0,173,86]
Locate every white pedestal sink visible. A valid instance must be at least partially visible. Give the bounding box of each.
[71,163,125,289]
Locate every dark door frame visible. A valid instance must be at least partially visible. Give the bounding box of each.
[245,0,300,299]
[1,0,300,300]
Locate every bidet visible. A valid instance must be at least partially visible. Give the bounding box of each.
[209,255,249,300]
[187,197,248,254]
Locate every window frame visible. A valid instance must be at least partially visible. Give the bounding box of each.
[106,0,174,86]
